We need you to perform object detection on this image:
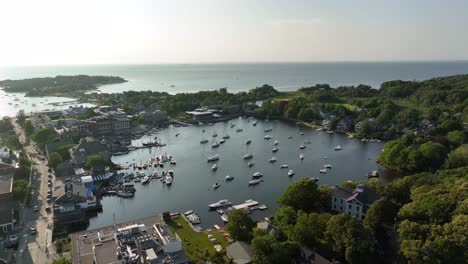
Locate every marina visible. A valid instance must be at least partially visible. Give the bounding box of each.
[88,117,385,230]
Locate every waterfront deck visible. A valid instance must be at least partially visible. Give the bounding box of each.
[232,200,259,210]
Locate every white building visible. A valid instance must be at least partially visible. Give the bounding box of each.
[331,184,380,220]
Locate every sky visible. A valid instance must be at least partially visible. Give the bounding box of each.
[0,0,467,65]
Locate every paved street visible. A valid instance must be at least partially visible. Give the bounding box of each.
[11,118,55,264]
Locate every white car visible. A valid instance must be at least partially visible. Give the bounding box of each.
[33,206,39,212]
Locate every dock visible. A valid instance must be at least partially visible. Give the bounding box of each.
[232,200,259,210]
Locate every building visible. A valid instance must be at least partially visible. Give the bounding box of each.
[227,241,253,264]
[70,214,188,264]
[88,111,130,137]
[185,108,221,122]
[56,119,91,139]
[331,184,380,220]
[0,208,16,233]
[0,161,15,201]
[53,180,98,225]
[30,113,52,129]
[69,139,110,167]
[88,116,112,137]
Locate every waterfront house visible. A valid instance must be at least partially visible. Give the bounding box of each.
[185,108,221,122]
[331,184,379,220]
[69,138,110,167]
[0,161,15,201]
[30,113,53,129]
[256,219,280,235]
[335,118,352,131]
[322,119,330,128]
[153,110,169,125]
[227,241,253,264]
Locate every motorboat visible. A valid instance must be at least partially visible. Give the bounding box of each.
[300,154,304,160]
[288,170,295,177]
[133,178,141,183]
[247,162,254,167]
[165,176,173,185]
[168,170,174,177]
[175,133,180,137]
[207,154,219,162]
[324,164,332,169]
[272,147,278,153]
[222,135,230,139]
[117,191,134,198]
[269,157,277,163]
[212,142,220,148]
[212,132,218,137]
[334,145,343,151]
[327,130,335,134]
[249,179,262,185]
[230,123,236,128]
[209,199,231,209]
[319,169,327,173]
[288,136,293,139]
[300,132,304,135]
[200,139,209,144]
[316,128,323,131]
[252,172,263,178]
[274,140,278,145]
[264,128,272,132]
[310,177,319,182]
[243,153,253,159]
[252,121,257,126]
[170,159,176,165]
[184,210,193,216]
[236,128,243,132]
[348,135,354,139]
[245,139,252,145]
[225,175,234,181]
[141,176,151,184]
[264,135,272,140]
[221,213,229,222]
[299,145,306,149]
[220,139,226,144]
[280,164,288,169]
[211,164,218,170]
[368,170,380,178]
[305,140,312,144]
[213,183,221,189]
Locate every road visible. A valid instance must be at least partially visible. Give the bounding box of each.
[11,118,55,264]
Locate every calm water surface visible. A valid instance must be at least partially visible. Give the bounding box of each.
[88,118,385,230]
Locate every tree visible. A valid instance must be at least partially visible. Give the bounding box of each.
[444,144,468,169]
[272,206,297,231]
[277,178,322,212]
[446,130,465,148]
[364,198,398,231]
[52,257,72,264]
[16,110,26,126]
[419,142,448,171]
[325,214,376,264]
[54,144,75,160]
[31,127,58,148]
[251,233,300,264]
[48,152,63,169]
[85,155,106,169]
[288,211,329,248]
[24,120,35,137]
[225,210,255,242]
[12,179,28,201]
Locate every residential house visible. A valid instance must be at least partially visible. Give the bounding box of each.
[256,219,280,235]
[55,161,75,178]
[0,161,15,201]
[30,113,52,129]
[331,184,380,220]
[0,208,16,233]
[153,110,169,125]
[69,139,110,167]
[322,119,331,128]
[88,116,112,137]
[227,241,253,264]
[335,119,352,131]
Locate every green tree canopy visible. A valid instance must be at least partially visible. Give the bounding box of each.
[225,210,255,242]
[277,178,327,212]
[48,152,63,169]
[85,155,106,169]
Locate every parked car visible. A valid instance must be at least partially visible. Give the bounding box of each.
[33,206,39,212]
[30,227,37,235]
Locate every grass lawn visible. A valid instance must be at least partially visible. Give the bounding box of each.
[167,215,228,262]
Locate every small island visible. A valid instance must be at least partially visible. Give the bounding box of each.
[0,75,127,97]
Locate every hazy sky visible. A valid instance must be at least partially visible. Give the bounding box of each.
[1,0,467,65]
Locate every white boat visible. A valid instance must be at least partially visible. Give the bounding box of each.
[300,132,304,135]
[211,164,218,170]
[249,179,262,185]
[311,177,319,182]
[243,153,253,159]
[305,140,312,144]
[230,123,236,128]
[200,139,209,144]
[225,175,234,181]
[288,170,295,177]
[170,159,176,165]
[300,154,304,160]
[165,176,173,185]
[264,135,272,140]
[348,135,354,139]
[245,139,252,145]
[252,172,263,178]
[274,140,279,145]
[280,164,288,168]
[184,210,193,216]
[141,176,151,184]
[264,128,272,132]
[209,199,231,209]
[117,191,134,198]
[221,213,229,222]
[212,142,220,148]
[207,154,219,162]
[299,145,306,149]
[269,157,277,163]
[220,139,226,144]
[334,145,343,151]
[252,121,258,126]
[272,147,278,153]
[324,164,332,169]
[247,162,254,167]
[319,169,327,173]
[327,130,335,134]
[133,178,141,183]
[316,128,323,131]
[213,183,221,189]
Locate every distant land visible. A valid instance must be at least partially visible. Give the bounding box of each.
[0,75,126,97]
